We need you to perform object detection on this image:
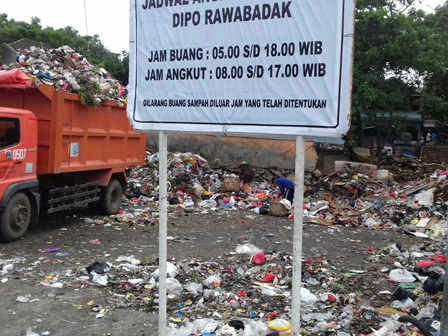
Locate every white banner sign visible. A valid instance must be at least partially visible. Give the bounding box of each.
[128,0,354,138]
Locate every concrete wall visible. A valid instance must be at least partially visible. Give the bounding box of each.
[146,134,317,171]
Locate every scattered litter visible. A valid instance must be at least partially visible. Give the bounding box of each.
[41,248,59,253]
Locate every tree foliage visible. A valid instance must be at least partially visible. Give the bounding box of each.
[0,14,129,84]
[418,3,448,123]
[353,0,424,151]
[352,0,448,153]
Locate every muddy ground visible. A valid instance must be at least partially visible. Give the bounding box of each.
[0,207,422,336]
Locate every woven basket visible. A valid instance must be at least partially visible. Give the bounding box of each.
[221,176,241,193]
[269,201,288,217]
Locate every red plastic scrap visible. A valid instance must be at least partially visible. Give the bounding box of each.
[251,253,266,265]
[416,260,436,268]
[432,255,447,263]
[262,273,276,283]
[327,294,337,303]
[237,291,246,298]
[264,312,278,320]
[0,69,32,88]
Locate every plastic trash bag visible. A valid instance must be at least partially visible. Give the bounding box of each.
[86,261,110,274]
[301,287,318,305]
[183,282,203,296]
[218,325,237,336]
[199,320,218,333]
[198,200,216,208]
[16,295,31,303]
[243,325,255,336]
[166,278,183,296]
[203,275,222,289]
[261,288,277,296]
[279,199,292,210]
[26,328,40,336]
[235,243,262,255]
[415,189,434,205]
[373,320,401,336]
[152,262,179,279]
[1,264,13,274]
[251,253,266,265]
[391,298,416,309]
[91,271,108,286]
[116,256,141,265]
[244,320,267,336]
[184,198,195,207]
[193,183,205,197]
[423,272,445,295]
[168,322,196,336]
[303,313,334,321]
[389,269,415,283]
[128,279,144,285]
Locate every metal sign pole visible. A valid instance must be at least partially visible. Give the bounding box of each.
[441,216,448,335]
[291,136,305,335]
[158,131,168,336]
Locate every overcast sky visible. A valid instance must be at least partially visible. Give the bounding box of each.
[1,0,446,53]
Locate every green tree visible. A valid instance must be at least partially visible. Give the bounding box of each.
[352,0,424,155]
[418,2,448,123]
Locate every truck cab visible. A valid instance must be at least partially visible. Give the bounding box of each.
[0,108,40,241]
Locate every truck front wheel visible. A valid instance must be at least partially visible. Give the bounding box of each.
[1,192,31,242]
[99,179,123,215]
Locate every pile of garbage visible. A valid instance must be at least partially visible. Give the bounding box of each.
[121,152,448,241]
[303,160,448,239]
[66,239,446,335]
[0,45,126,106]
[124,151,298,218]
[378,156,441,182]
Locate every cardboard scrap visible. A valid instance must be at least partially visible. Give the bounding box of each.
[416,218,430,228]
[378,306,406,317]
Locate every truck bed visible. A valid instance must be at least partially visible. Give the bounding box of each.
[0,85,146,175]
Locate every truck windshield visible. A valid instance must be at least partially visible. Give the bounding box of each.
[0,117,20,150]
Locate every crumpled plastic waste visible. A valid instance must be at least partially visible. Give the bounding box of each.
[301,287,318,305]
[26,328,40,336]
[235,244,262,256]
[152,261,179,279]
[86,261,109,274]
[203,275,222,289]
[183,282,203,296]
[166,278,183,296]
[91,271,108,286]
[389,269,415,283]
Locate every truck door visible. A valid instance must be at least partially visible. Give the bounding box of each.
[0,113,37,191]
[0,117,22,183]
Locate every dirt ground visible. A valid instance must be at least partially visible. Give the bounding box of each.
[0,206,422,336]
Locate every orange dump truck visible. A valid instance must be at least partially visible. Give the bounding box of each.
[0,82,146,241]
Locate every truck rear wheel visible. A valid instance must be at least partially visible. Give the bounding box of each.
[99,179,123,215]
[1,192,31,242]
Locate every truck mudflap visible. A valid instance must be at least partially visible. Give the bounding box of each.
[45,182,101,213]
[0,180,40,215]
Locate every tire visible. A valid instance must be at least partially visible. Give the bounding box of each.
[98,179,123,215]
[0,192,31,242]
